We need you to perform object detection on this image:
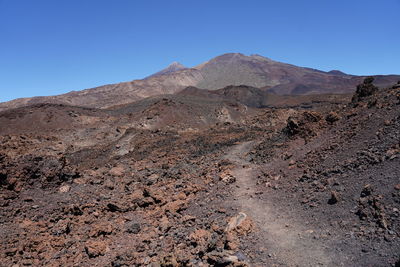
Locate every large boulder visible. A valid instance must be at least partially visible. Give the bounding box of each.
[352,77,378,102]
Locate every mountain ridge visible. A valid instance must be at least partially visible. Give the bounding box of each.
[0,53,399,111]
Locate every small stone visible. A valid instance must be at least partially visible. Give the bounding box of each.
[325,112,341,123]
[85,241,107,258]
[69,205,83,216]
[106,203,121,212]
[52,220,71,236]
[4,248,17,256]
[384,234,393,242]
[394,184,400,191]
[328,191,340,205]
[90,222,113,237]
[22,197,34,202]
[146,173,159,185]
[103,179,114,190]
[206,250,241,265]
[126,221,141,234]
[224,213,253,235]
[283,152,293,160]
[226,212,247,232]
[234,251,247,261]
[73,178,85,184]
[361,184,373,197]
[109,166,125,176]
[220,171,236,184]
[59,185,71,193]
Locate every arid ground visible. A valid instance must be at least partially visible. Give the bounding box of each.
[1,77,399,266]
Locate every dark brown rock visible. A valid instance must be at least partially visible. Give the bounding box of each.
[328,191,340,205]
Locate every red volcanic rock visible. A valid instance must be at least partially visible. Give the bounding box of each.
[0,80,399,266]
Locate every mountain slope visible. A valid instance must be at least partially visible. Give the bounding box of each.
[1,80,399,266]
[146,62,187,78]
[0,53,399,111]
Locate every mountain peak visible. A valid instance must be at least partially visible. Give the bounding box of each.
[203,53,275,65]
[168,61,185,68]
[146,61,187,78]
[212,53,246,61]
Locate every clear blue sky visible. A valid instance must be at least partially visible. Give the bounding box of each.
[1,0,399,102]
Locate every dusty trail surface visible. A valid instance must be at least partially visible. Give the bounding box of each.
[225,141,334,266]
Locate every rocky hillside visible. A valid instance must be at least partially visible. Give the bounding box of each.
[1,53,399,111]
[1,79,399,266]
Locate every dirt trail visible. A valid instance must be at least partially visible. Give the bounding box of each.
[224,141,335,267]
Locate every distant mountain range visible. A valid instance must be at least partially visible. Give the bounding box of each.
[0,53,399,111]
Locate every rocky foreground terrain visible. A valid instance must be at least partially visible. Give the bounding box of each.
[0,78,400,266]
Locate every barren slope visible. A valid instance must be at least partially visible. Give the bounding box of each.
[1,53,398,111]
[0,80,399,266]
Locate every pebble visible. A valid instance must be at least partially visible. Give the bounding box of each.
[59,185,71,193]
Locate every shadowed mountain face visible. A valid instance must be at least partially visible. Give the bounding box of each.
[179,85,352,108]
[0,53,399,111]
[178,85,267,108]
